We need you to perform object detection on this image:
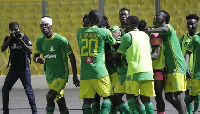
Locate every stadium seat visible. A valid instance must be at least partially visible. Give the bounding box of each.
[48,5,60,14]
[53,19,62,25]
[26,6,37,14]
[60,25,72,36]
[177,2,188,11]
[170,10,180,18]
[52,25,60,33]
[30,64,38,75]
[61,18,74,27]
[71,5,82,13]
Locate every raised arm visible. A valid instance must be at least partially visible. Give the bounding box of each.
[1,36,12,52]
[146,26,170,33]
[17,36,32,54]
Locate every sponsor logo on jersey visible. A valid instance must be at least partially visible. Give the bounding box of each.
[44,54,57,59]
[10,43,22,49]
[85,57,94,63]
[49,46,55,52]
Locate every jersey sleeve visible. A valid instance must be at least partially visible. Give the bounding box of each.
[117,33,132,54]
[150,33,162,46]
[161,24,171,38]
[104,29,116,45]
[62,38,73,56]
[36,37,42,54]
[23,34,32,46]
[187,35,197,52]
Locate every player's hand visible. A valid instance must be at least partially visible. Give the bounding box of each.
[37,57,45,64]
[73,76,80,87]
[186,68,192,79]
[10,31,16,38]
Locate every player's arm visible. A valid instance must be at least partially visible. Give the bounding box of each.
[33,38,45,64]
[68,52,80,87]
[145,26,170,33]
[113,33,131,66]
[151,46,161,60]
[1,36,11,52]
[185,50,192,67]
[33,52,45,64]
[64,39,80,87]
[17,34,32,54]
[185,38,195,78]
[185,50,192,78]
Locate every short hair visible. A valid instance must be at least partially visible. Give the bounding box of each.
[83,14,88,22]
[9,22,19,29]
[88,10,101,23]
[42,15,51,18]
[127,15,140,26]
[138,20,147,31]
[101,16,110,29]
[119,8,130,14]
[186,14,199,21]
[160,10,170,24]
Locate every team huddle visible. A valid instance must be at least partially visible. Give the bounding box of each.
[1,7,200,114]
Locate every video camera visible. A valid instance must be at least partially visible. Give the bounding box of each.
[15,31,21,38]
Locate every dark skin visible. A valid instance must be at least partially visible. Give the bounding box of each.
[114,17,151,107]
[185,51,198,105]
[84,15,118,107]
[187,19,198,36]
[83,15,89,27]
[147,11,186,114]
[119,10,130,35]
[151,16,166,112]
[33,23,80,112]
[184,19,198,105]
[1,25,32,54]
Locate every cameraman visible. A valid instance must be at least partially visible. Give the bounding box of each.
[1,22,37,114]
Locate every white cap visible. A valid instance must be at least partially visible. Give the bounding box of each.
[40,17,52,26]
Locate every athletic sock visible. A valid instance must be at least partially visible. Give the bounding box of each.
[92,101,101,114]
[138,105,146,114]
[82,104,92,114]
[118,102,131,114]
[144,102,154,114]
[194,94,200,113]
[101,99,112,114]
[185,97,193,114]
[128,98,139,114]
[110,106,117,114]
[46,105,55,114]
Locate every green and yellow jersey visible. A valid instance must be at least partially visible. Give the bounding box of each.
[36,33,72,83]
[179,33,194,71]
[161,24,187,75]
[150,33,165,70]
[118,29,153,81]
[187,33,200,79]
[77,26,116,80]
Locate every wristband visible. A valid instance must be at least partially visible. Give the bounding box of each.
[35,57,39,63]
